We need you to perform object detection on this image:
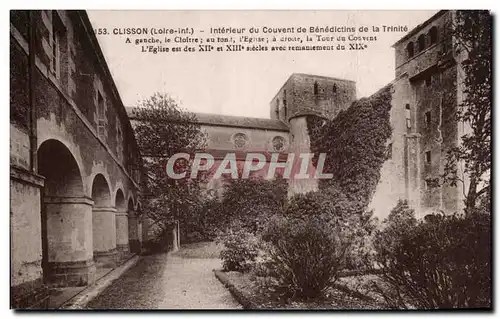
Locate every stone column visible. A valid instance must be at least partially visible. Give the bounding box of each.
[115,210,129,256]
[141,215,149,244]
[92,207,117,267]
[137,220,143,251]
[128,209,141,253]
[10,167,50,308]
[44,196,96,287]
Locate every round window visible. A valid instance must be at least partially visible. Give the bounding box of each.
[232,133,249,149]
[272,136,286,151]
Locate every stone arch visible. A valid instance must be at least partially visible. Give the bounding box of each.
[115,188,129,255]
[406,41,415,58]
[37,117,86,193]
[91,174,117,267]
[91,174,111,207]
[417,34,426,52]
[87,169,112,202]
[128,197,141,253]
[127,193,135,210]
[37,139,95,286]
[38,139,84,197]
[115,188,126,212]
[428,26,438,45]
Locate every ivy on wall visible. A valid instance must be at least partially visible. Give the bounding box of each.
[307,85,393,211]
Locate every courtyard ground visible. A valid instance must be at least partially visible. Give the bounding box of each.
[84,242,242,310]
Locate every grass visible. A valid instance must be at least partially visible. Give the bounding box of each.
[220,270,387,310]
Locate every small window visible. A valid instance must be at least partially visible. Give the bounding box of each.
[406,118,411,129]
[425,76,432,87]
[314,81,318,95]
[432,72,441,85]
[417,34,426,52]
[333,83,337,93]
[429,26,438,45]
[116,122,123,161]
[98,92,105,117]
[283,100,287,118]
[386,143,393,159]
[406,42,414,58]
[97,91,106,138]
[425,111,431,127]
[425,151,431,164]
[275,98,280,119]
[405,104,411,129]
[51,11,64,79]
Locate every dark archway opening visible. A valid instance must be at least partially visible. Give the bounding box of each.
[38,139,84,284]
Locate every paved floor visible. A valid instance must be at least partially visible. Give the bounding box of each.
[49,253,136,309]
[85,243,241,310]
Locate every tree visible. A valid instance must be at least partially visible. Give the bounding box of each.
[132,93,207,241]
[218,175,288,234]
[443,10,492,215]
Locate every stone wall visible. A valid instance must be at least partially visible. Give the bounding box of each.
[370,10,460,219]
[270,73,356,122]
[10,10,144,308]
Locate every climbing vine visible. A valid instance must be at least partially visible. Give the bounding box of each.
[307,85,393,211]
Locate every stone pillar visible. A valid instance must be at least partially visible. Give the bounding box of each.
[92,207,117,267]
[137,220,143,251]
[115,210,129,256]
[141,215,149,243]
[44,196,96,287]
[128,210,141,253]
[10,167,50,308]
[287,116,319,197]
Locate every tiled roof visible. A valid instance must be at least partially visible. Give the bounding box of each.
[193,113,289,131]
[126,107,289,131]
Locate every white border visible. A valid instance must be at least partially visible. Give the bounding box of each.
[3,1,498,318]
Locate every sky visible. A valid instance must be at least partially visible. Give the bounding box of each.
[87,10,437,118]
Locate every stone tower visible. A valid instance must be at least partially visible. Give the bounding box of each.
[269,73,357,196]
[370,10,464,218]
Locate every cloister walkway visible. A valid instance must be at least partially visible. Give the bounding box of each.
[84,242,241,309]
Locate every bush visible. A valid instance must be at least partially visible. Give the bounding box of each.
[258,191,372,300]
[261,216,348,300]
[218,177,287,234]
[180,197,221,243]
[217,222,259,272]
[373,201,491,309]
[142,228,173,255]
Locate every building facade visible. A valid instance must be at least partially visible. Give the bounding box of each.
[152,11,463,219]
[370,10,464,218]
[10,10,145,308]
[10,9,467,309]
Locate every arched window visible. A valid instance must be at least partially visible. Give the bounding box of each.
[314,81,318,95]
[275,98,280,119]
[405,104,411,129]
[406,42,414,58]
[429,26,438,45]
[417,34,426,52]
[283,90,287,117]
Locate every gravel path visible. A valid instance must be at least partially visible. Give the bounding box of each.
[85,243,241,310]
[85,253,169,309]
[157,254,241,309]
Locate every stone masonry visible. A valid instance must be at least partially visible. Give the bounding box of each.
[10,10,146,308]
